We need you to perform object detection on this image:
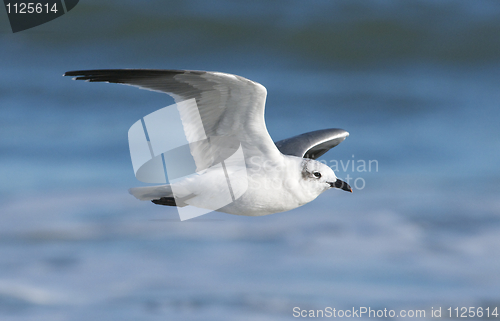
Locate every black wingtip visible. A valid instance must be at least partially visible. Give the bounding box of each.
[62,69,208,85]
[64,70,92,77]
[64,69,205,79]
[63,69,119,82]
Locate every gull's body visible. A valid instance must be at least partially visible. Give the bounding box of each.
[65,69,352,217]
[207,156,334,216]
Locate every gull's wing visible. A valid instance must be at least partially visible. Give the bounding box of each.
[64,69,282,164]
[274,128,349,160]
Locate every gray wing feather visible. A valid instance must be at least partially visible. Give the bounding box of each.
[275,128,349,160]
[64,69,281,162]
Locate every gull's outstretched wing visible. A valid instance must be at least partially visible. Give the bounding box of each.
[64,69,282,164]
[275,128,349,160]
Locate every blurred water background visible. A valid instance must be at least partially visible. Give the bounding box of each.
[1,0,500,320]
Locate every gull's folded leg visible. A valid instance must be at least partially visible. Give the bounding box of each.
[152,197,178,207]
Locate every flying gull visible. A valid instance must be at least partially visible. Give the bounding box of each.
[64,69,352,218]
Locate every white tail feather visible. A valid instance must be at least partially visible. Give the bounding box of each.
[128,185,173,201]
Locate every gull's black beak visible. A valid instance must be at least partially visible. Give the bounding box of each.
[329,179,352,193]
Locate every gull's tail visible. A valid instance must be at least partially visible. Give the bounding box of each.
[129,185,173,201]
[129,185,192,207]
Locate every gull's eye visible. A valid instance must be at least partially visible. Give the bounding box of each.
[313,172,321,178]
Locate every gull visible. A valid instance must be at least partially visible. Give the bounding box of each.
[64,69,352,218]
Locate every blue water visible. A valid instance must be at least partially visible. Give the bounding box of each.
[1,1,500,320]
